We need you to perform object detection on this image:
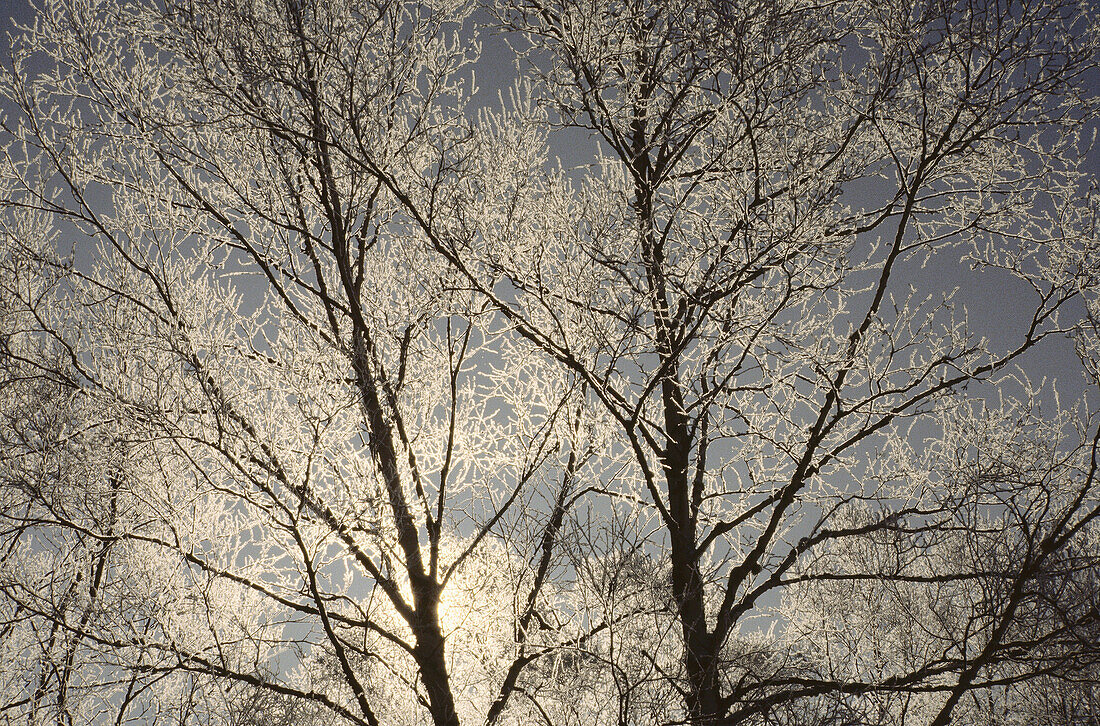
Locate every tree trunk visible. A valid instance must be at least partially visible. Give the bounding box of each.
[636,157,727,724]
[414,593,460,726]
[353,337,460,726]
[665,413,724,725]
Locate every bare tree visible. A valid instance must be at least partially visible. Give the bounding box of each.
[428,0,1100,723]
[1,0,1098,725]
[0,1,614,724]
[782,391,1100,725]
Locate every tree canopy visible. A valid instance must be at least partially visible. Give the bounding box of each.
[1,0,1099,724]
